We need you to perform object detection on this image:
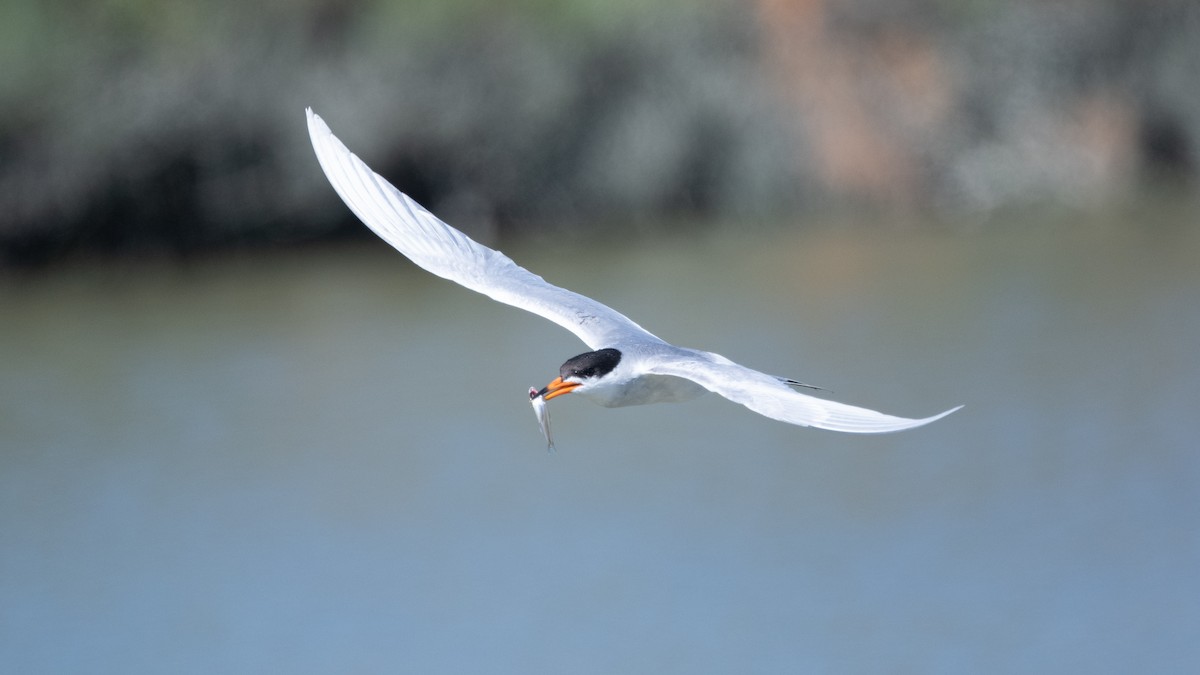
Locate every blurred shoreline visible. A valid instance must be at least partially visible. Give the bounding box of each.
[2,0,1197,267]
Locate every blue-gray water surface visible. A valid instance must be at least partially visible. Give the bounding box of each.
[2,212,1198,673]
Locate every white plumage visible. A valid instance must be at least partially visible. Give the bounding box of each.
[307,108,960,440]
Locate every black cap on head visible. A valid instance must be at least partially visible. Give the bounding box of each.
[559,348,622,381]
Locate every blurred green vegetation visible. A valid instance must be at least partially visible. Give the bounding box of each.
[1,0,1197,265]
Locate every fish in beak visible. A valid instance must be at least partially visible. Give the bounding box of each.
[529,387,554,450]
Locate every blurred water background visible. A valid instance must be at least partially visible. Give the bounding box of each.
[2,1,1199,673]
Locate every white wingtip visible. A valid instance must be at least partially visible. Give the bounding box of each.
[306,107,330,137]
[815,403,963,434]
[904,404,964,429]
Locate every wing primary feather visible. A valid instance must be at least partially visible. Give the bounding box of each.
[306,108,662,350]
[650,353,961,434]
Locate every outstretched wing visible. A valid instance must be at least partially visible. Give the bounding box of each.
[306,108,661,350]
[647,351,961,433]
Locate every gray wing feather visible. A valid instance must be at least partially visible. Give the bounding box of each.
[648,352,962,433]
[306,108,660,350]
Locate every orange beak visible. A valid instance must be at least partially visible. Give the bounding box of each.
[535,376,581,401]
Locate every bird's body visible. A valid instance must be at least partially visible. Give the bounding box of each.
[306,108,961,443]
[566,344,709,407]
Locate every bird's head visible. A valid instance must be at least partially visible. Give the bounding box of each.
[534,348,623,401]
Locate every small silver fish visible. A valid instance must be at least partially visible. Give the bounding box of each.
[528,387,554,450]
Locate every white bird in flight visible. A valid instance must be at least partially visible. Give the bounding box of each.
[306,108,960,447]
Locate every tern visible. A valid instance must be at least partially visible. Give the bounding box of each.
[306,108,960,445]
